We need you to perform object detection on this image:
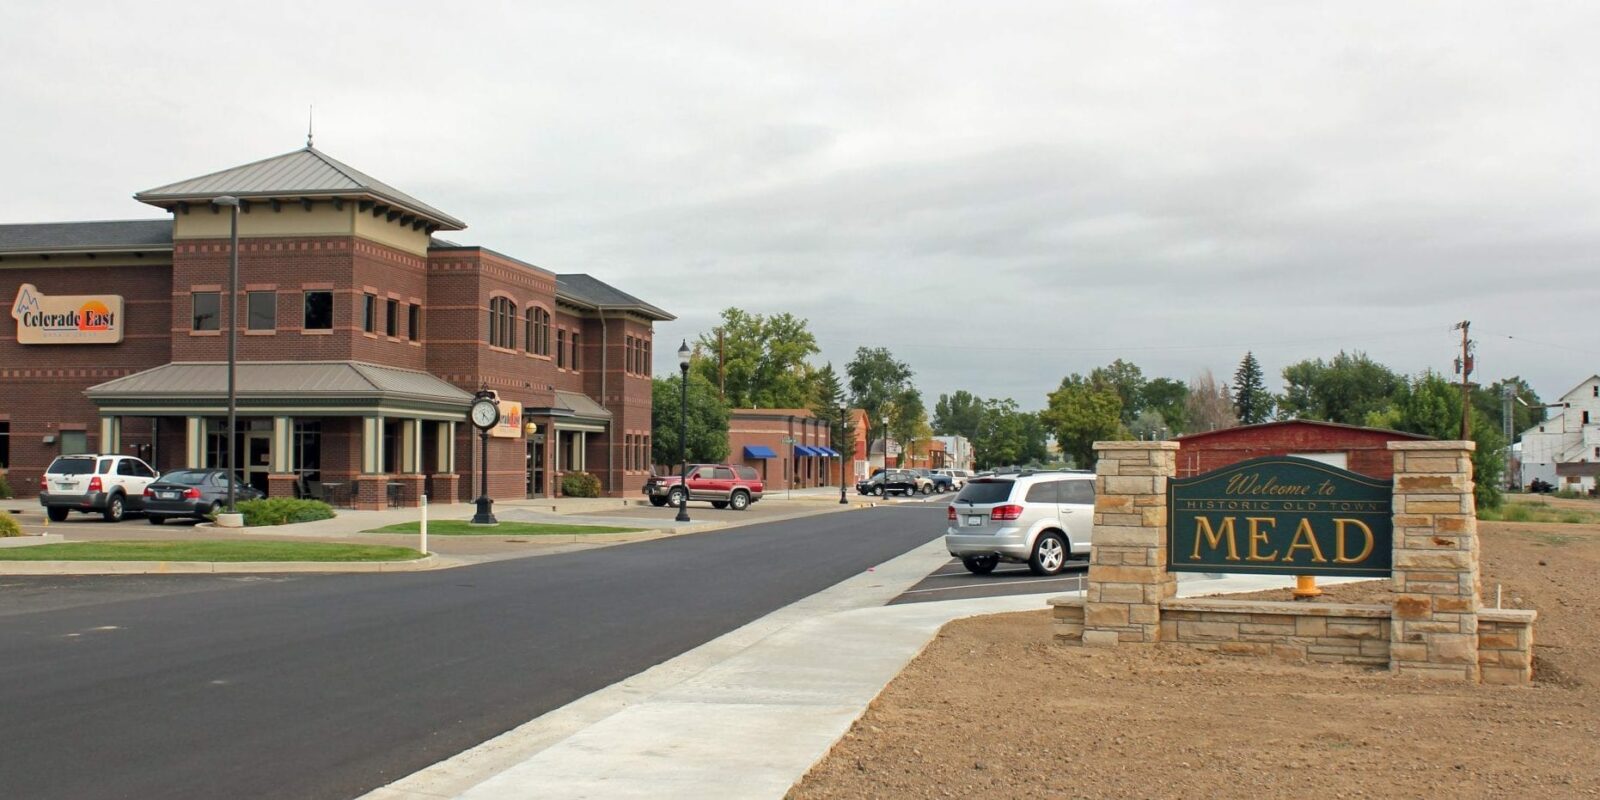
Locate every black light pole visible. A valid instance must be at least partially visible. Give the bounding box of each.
[213,195,241,515]
[838,400,848,505]
[675,340,691,523]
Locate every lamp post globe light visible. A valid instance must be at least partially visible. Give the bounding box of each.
[675,340,691,523]
[211,195,242,524]
[838,400,849,505]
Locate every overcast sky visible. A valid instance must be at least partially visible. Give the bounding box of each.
[4,1,1596,411]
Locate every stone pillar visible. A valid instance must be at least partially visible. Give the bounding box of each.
[1081,441,1179,647]
[100,416,121,454]
[1388,440,1480,682]
[184,416,204,468]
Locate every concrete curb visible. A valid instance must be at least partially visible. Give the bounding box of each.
[0,553,447,575]
[0,534,65,548]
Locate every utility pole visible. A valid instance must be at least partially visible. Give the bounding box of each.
[1502,383,1515,490]
[1453,320,1473,440]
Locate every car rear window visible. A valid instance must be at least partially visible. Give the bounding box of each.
[734,466,758,480]
[47,457,97,475]
[160,471,211,486]
[955,479,1014,504]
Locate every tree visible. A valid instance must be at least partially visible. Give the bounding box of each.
[651,371,730,467]
[1386,372,1505,509]
[1090,359,1147,425]
[846,346,915,463]
[887,387,928,466]
[810,363,857,459]
[1278,351,1402,425]
[971,398,1047,469]
[1232,351,1274,424]
[692,307,819,408]
[1128,409,1171,440]
[932,390,984,440]
[1142,377,1189,434]
[1041,374,1126,468]
[1184,369,1238,432]
[1472,377,1547,442]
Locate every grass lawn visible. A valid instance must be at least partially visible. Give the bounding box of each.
[1481,499,1600,525]
[0,540,422,562]
[365,520,646,536]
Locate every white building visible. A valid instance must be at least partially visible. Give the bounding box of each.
[1519,375,1600,493]
[933,435,975,472]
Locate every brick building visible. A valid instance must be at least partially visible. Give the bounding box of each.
[1174,419,1429,480]
[724,409,844,489]
[0,146,670,507]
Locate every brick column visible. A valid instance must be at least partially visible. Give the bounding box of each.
[429,473,460,504]
[1082,441,1178,647]
[1388,440,1480,681]
[267,473,299,499]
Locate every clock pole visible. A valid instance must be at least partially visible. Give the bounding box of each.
[470,388,499,525]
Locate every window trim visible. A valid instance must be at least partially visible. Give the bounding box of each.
[407,304,421,342]
[302,290,334,332]
[246,290,276,332]
[362,293,377,334]
[191,291,221,332]
[385,298,399,338]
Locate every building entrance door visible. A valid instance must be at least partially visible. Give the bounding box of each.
[243,432,272,493]
[528,437,545,497]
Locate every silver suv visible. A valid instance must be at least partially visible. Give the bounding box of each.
[945,471,1095,575]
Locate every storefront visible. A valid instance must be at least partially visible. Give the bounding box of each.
[0,145,671,505]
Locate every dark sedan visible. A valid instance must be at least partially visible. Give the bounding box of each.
[143,469,263,524]
[856,469,918,497]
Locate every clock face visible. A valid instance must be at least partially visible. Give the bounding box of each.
[470,399,500,429]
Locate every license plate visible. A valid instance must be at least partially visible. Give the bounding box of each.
[966,516,982,526]
[161,492,179,499]
[58,483,75,491]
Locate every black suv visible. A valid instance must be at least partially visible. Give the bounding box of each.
[856,469,918,497]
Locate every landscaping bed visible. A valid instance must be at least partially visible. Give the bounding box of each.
[790,515,1600,798]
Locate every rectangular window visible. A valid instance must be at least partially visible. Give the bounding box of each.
[60,430,87,456]
[571,333,580,371]
[557,330,567,368]
[191,291,220,331]
[386,298,399,337]
[304,291,333,330]
[408,304,420,341]
[247,291,276,331]
[625,336,633,373]
[626,434,635,471]
[363,294,377,333]
[0,420,8,468]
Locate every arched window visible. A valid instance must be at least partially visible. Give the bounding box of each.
[533,308,551,356]
[524,306,537,354]
[488,297,517,348]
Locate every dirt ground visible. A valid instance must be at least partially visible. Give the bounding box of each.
[791,508,1600,799]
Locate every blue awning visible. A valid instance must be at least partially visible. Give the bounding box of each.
[744,445,777,459]
[794,445,819,457]
[820,447,841,457]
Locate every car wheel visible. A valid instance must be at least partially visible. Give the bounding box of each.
[47,506,70,522]
[147,515,165,525]
[649,496,668,507]
[730,491,750,511]
[205,501,222,521]
[872,486,883,496]
[962,555,999,575]
[711,500,730,509]
[1029,531,1068,576]
[667,488,687,508]
[920,484,932,495]
[103,494,125,523]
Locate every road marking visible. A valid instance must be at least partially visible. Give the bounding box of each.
[897,576,1083,595]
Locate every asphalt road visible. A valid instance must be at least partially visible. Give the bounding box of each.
[0,506,942,800]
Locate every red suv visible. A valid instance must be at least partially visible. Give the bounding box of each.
[644,464,765,510]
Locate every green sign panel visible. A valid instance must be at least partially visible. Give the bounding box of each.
[1167,456,1392,577]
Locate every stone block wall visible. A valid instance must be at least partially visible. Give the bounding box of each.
[1478,609,1538,685]
[1388,441,1480,681]
[1081,441,1178,646]
[1160,599,1391,666]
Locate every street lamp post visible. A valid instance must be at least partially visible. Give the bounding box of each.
[212,195,241,518]
[838,400,848,505]
[675,340,691,523]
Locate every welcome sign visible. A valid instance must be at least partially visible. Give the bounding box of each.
[11,283,124,344]
[1167,455,1393,577]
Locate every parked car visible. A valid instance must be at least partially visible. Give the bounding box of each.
[857,469,919,496]
[915,468,954,493]
[644,464,764,510]
[38,454,160,522]
[937,468,973,489]
[143,469,264,524]
[944,471,1096,576]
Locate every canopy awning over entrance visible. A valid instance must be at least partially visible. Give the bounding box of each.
[84,360,473,420]
[744,445,777,459]
[524,390,612,433]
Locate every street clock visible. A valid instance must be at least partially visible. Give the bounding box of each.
[470,395,500,431]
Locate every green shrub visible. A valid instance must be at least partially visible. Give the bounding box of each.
[0,472,12,499]
[1556,488,1584,500]
[233,498,335,527]
[561,471,602,498]
[0,512,20,537]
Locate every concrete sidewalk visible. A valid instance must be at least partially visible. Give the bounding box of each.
[365,544,1350,800]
